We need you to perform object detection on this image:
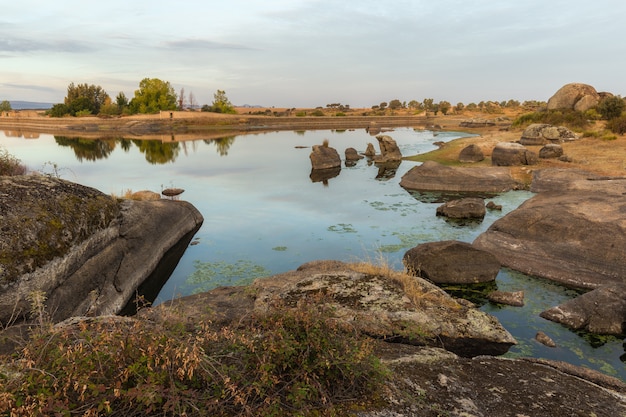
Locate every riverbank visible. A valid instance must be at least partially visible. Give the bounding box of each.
[0,110,437,140]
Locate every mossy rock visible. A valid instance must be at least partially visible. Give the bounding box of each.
[0,175,120,284]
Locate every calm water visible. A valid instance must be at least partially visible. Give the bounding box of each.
[2,127,624,380]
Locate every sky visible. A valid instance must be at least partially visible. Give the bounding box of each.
[1,0,626,108]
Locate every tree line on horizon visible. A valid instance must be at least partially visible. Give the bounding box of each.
[39,78,237,118]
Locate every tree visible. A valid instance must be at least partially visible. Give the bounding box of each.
[388,99,403,110]
[64,82,110,115]
[48,103,70,117]
[188,91,197,110]
[597,95,625,120]
[438,101,451,115]
[204,90,236,114]
[422,98,434,113]
[0,100,12,112]
[407,100,422,110]
[129,78,178,114]
[455,102,465,113]
[178,87,186,110]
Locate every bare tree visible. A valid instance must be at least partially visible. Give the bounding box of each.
[178,87,186,110]
[188,91,196,110]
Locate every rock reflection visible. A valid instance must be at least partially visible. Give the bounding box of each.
[375,161,401,180]
[309,167,341,185]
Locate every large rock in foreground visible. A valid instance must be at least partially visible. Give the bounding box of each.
[400,161,524,193]
[366,346,626,417]
[174,260,516,357]
[547,82,600,112]
[473,190,626,289]
[0,176,204,323]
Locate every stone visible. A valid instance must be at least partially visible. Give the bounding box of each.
[436,197,486,219]
[540,283,626,335]
[491,142,538,166]
[539,144,564,159]
[400,161,524,193]
[520,123,578,146]
[486,201,502,210]
[309,142,341,170]
[0,175,204,324]
[487,290,524,307]
[547,83,601,112]
[473,191,626,289]
[535,331,557,348]
[130,190,161,201]
[254,260,516,356]
[459,118,496,128]
[458,144,485,163]
[161,187,185,199]
[374,135,402,163]
[364,142,376,157]
[403,240,501,285]
[530,168,626,194]
[344,147,364,161]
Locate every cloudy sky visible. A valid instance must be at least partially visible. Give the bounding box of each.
[1,0,625,108]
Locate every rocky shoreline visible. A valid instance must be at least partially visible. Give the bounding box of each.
[2,110,626,415]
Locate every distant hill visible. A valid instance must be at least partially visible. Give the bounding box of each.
[10,101,54,110]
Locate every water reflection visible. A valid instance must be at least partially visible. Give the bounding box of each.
[50,135,238,163]
[309,167,341,184]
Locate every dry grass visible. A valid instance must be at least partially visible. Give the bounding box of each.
[410,110,626,178]
[348,258,460,310]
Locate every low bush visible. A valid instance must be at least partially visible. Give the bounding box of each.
[512,109,589,130]
[0,147,27,176]
[606,115,626,135]
[0,301,388,416]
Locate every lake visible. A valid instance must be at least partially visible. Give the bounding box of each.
[1,127,624,380]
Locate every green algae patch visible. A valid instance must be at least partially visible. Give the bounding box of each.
[186,259,271,294]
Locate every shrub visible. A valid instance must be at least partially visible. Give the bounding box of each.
[311,110,324,116]
[512,109,589,129]
[0,302,388,416]
[596,95,625,120]
[0,147,27,176]
[606,115,626,135]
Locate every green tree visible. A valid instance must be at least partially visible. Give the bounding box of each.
[129,78,178,114]
[204,90,236,114]
[422,98,434,113]
[388,99,403,110]
[438,100,451,115]
[48,103,71,117]
[455,102,465,113]
[597,95,625,120]
[0,100,12,112]
[407,100,422,111]
[64,82,110,115]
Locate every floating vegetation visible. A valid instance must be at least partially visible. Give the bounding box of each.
[439,281,498,306]
[327,223,357,234]
[186,260,270,294]
[272,246,288,251]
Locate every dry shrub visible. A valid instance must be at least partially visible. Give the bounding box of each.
[0,301,388,416]
[0,148,27,176]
